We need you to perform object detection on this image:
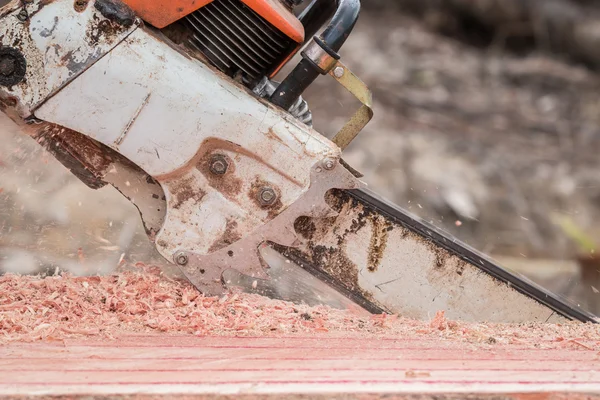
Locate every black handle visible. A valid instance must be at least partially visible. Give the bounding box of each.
[270,0,361,111]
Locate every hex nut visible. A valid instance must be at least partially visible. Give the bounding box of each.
[323,158,336,170]
[16,9,28,21]
[175,252,189,266]
[209,155,229,175]
[258,187,277,206]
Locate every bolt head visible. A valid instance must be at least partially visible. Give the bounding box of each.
[209,155,228,175]
[259,187,277,206]
[17,9,28,21]
[0,57,15,77]
[175,252,189,266]
[323,158,336,170]
[333,67,345,78]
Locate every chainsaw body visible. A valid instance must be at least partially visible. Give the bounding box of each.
[0,0,366,293]
[1,0,597,323]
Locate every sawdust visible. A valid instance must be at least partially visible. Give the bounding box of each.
[1,266,600,349]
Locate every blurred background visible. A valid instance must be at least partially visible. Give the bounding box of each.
[2,0,600,314]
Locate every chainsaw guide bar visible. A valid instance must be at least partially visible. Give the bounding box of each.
[296,189,599,323]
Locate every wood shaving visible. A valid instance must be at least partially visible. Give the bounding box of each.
[1,266,600,348]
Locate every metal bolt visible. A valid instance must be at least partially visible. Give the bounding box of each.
[323,158,336,170]
[258,187,277,206]
[333,67,345,78]
[209,155,228,175]
[17,9,28,21]
[174,252,189,266]
[0,57,15,77]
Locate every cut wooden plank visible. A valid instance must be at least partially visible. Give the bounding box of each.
[1,335,599,398]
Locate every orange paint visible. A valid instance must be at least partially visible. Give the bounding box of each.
[122,0,304,44]
[121,0,214,29]
[123,0,304,76]
[240,0,304,43]
[269,43,300,78]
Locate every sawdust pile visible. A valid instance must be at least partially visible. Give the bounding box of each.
[1,267,599,349]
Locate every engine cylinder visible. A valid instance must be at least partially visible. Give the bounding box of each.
[185,0,296,84]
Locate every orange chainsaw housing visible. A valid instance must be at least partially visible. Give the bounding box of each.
[121,0,304,43]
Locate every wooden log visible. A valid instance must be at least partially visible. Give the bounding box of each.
[1,335,599,397]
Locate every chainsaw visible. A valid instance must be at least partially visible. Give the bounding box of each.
[0,0,596,323]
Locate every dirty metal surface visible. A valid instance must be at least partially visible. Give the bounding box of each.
[156,138,309,263]
[34,122,167,236]
[178,160,360,295]
[34,26,349,291]
[36,28,339,178]
[34,122,112,190]
[0,0,137,118]
[282,189,598,323]
[102,156,167,238]
[1,335,600,397]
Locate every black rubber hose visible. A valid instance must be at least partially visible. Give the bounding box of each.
[298,0,337,44]
[270,0,361,110]
[318,0,360,52]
